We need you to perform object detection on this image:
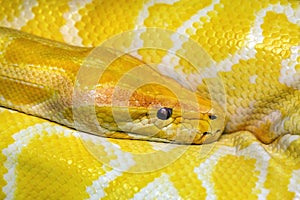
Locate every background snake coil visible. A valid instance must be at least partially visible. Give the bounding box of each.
[0,0,300,199]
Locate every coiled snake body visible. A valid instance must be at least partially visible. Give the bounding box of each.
[0,0,300,199]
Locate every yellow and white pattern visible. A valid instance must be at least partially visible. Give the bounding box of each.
[0,0,300,199]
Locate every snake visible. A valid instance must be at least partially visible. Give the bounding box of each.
[0,0,300,199]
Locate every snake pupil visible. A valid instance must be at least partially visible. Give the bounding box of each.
[157,107,172,120]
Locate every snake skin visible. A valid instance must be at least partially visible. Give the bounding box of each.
[0,0,300,199]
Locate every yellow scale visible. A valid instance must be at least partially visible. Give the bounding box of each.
[0,0,300,199]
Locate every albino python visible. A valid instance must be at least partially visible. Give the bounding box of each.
[0,0,300,199]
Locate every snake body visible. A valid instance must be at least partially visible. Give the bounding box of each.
[0,0,300,199]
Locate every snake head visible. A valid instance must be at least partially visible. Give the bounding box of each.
[76,51,226,144]
[90,79,226,145]
[128,86,226,144]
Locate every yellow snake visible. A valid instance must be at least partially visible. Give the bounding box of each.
[0,0,300,199]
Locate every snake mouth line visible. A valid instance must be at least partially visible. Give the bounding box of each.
[77,119,211,145]
[77,127,192,144]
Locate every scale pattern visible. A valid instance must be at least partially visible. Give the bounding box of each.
[0,0,300,199]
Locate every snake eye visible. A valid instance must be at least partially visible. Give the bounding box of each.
[157,107,172,120]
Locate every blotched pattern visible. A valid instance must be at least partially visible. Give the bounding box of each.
[0,0,300,199]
